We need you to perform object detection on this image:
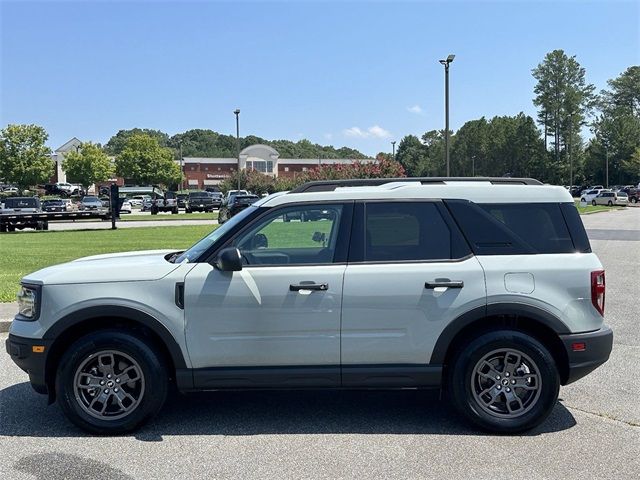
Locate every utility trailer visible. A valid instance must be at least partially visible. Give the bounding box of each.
[0,210,111,233]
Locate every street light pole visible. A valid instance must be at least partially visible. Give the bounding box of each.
[439,54,455,176]
[179,141,184,191]
[391,141,396,160]
[605,147,609,188]
[234,109,241,191]
[568,112,574,189]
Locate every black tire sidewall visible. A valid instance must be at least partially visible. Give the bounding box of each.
[55,330,168,434]
[449,330,560,433]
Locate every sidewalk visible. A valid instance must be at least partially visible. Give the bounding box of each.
[0,302,17,333]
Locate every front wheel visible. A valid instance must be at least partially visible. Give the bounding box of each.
[55,330,168,434]
[448,330,559,433]
[607,200,613,206]
[592,200,597,206]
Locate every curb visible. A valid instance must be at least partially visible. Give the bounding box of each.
[0,321,10,333]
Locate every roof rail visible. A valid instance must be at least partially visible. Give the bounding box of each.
[289,177,543,193]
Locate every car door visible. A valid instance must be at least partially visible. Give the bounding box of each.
[341,201,486,387]
[183,202,352,388]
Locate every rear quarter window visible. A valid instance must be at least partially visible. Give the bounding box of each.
[445,200,588,254]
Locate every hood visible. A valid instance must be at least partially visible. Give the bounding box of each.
[22,250,181,285]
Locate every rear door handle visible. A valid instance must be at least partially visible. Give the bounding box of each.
[425,280,464,289]
[290,283,329,291]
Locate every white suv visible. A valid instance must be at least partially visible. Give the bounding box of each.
[6,178,613,434]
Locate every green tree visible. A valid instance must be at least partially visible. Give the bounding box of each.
[0,124,53,191]
[105,128,170,155]
[601,66,640,117]
[532,50,596,171]
[395,135,427,176]
[586,67,640,185]
[115,134,182,187]
[62,142,115,190]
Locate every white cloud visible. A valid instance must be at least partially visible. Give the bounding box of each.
[343,125,391,139]
[407,104,423,114]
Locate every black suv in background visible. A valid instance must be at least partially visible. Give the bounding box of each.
[218,194,259,223]
[41,199,66,212]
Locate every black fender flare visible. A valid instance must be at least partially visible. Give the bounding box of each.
[429,303,570,364]
[43,305,187,369]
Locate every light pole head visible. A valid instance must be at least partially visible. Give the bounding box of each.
[234,109,240,116]
[439,54,455,65]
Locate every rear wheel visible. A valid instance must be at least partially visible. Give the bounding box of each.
[448,330,559,433]
[56,330,168,434]
[592,200,597,206]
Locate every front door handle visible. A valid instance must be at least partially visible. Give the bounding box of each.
[425,280,464,289]
[290,283,328,291]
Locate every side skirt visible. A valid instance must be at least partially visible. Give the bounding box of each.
[176,364,443,392]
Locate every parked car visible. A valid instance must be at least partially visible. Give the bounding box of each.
[176,193,188,209]
[61,199,78,211]
[186,191,216,213]
[580,188,609,204]
[2,186,19,194]
[0,196,46,231]
[592,191,628,206]
[150,191,179,215]
[208,191,223,207]
[225,189,249,204]
[618,187,638,203]
[128,196,145,207]
[81,196,104,210]
[119,200,132,214]
[6,177,612,434]
[218,194,259,224]
[42,199,66,213]
[141,197,153,212]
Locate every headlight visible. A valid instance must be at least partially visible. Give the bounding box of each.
[17,284,40,320]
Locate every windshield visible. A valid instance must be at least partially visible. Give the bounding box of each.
[174,205,258,263]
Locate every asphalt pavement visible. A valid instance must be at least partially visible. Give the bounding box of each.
[1,207,638,479]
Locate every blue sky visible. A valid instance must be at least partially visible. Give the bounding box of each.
[1,0,639,156]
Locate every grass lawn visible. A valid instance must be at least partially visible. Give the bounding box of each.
[574,200,625,215]
[0,225,215,302]
[119,212,217,221]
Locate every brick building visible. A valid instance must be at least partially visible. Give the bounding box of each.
[182,144,375,189]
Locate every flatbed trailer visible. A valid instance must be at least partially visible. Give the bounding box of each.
[0,210,111,232]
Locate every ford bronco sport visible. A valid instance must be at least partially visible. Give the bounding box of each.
[6,178,613,434]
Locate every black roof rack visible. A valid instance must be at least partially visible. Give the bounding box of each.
[290,177,543,193]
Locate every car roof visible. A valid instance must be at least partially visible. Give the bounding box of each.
[262,178,573,207]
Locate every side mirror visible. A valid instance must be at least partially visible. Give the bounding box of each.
[215,247,243,271]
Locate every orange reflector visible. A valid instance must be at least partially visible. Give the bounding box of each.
[32,346,45,353]
[571,342,586,352]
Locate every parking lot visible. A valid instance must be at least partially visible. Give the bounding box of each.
[0,208,638,479]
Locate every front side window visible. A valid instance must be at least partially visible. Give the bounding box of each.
[232,204,344,266]
[364,202,452,262]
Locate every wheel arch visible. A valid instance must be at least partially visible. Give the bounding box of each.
[43,306,187,401]
[432,304,571,385]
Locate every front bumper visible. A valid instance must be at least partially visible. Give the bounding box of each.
[5,333,52,394]
[560,325,613,385]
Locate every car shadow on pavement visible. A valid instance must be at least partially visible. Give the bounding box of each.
[0,382,576,439]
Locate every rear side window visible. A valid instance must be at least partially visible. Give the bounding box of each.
[361,202,464,262]
[445,201,585,254]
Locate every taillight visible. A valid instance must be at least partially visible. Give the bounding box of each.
[591,270,605,316]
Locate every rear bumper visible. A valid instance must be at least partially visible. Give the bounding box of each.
[560,325,613,385]
[5,333,52,394]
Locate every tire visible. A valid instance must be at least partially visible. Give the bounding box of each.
[592,200,597,206]
[607,200,613,206]
[448,330,559,433]
[0,224,6,233]
[43,221,49,231]
[7,225,15,232]
[172,208,178,214]
[632,198,638,204]
[55,330,168,434]
[185,208,191,214]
